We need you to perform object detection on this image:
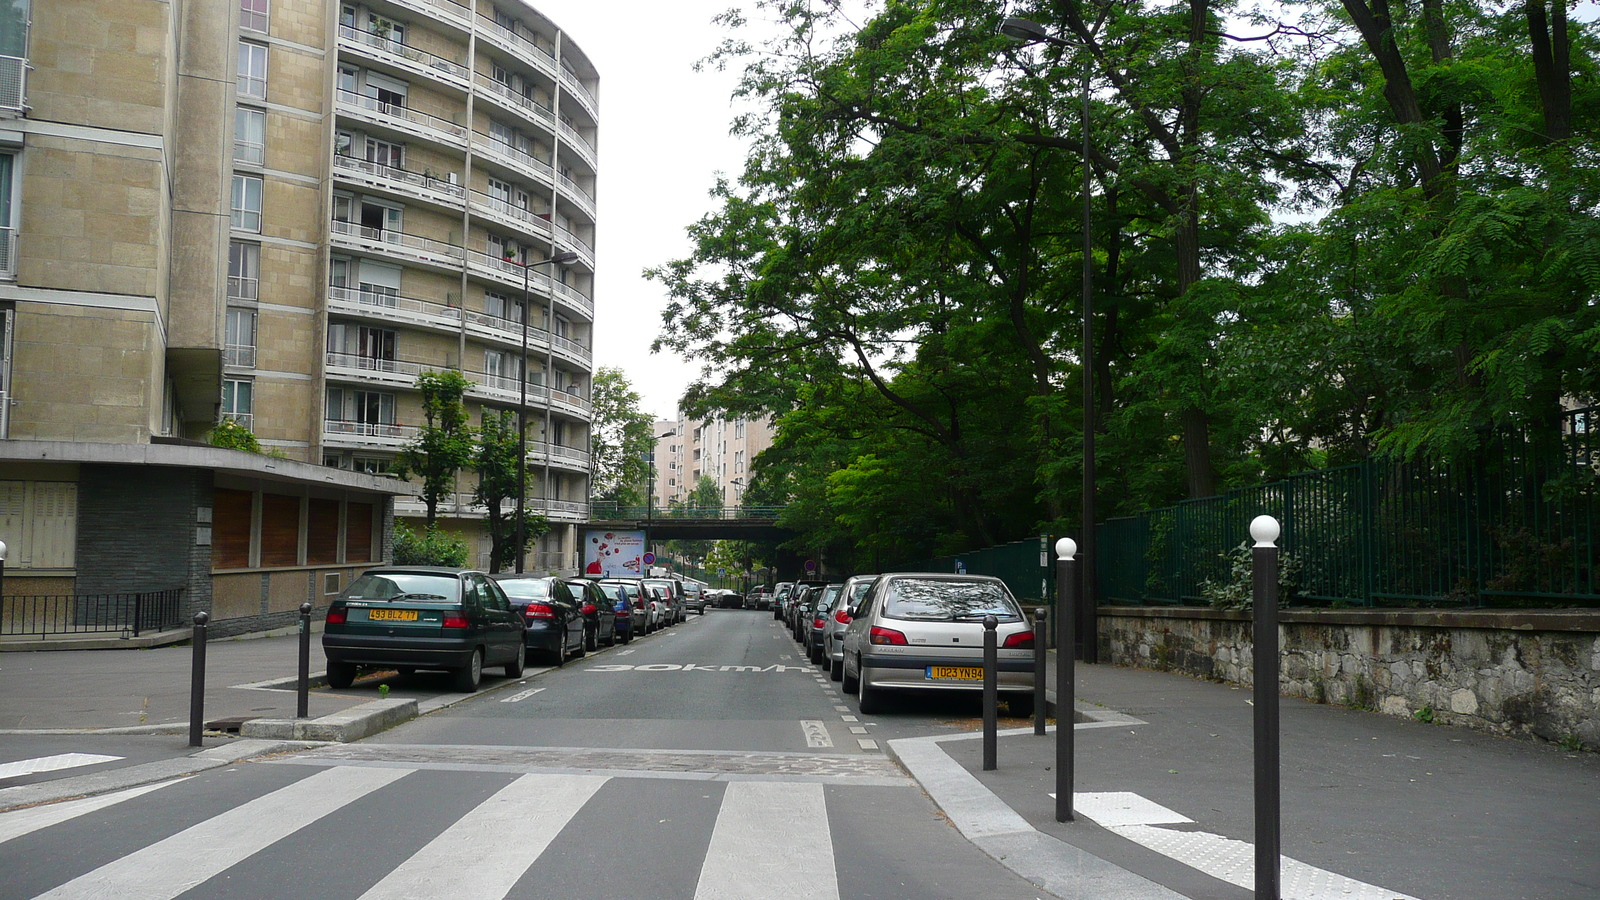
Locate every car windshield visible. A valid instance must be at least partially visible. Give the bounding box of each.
[497,579,551,600]
[342,573,459,603]
[881,579,1020,621]
[816,586,841,613]
[596,583,623,601]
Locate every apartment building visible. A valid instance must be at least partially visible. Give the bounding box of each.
[0,0,598,635]
[654,415,776,511]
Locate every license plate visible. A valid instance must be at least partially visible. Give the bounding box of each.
[927,666,983,681]
[368,609,418,621]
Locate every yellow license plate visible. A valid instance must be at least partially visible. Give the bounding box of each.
[368,609,419,622]
[928,666,984,681]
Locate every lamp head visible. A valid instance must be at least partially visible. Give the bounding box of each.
[1055,537,1077,559]
[999,16,1051,44]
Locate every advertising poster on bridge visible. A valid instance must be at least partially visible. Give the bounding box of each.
[582,529,647,577]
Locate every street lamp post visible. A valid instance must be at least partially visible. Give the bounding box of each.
[514,251,580,574]
[1000,17,1098,662]
[648,429,677,522]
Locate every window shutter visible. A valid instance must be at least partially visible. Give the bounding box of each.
[345,502,373,562]
[212,489,253,569]
[307,498,340,565]
[260,494,301,567]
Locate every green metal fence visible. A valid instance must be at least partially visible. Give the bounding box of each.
[1102,408,1598,608]
[898,537,1055,604]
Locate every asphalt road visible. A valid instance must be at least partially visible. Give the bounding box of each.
[0,608,1061,900]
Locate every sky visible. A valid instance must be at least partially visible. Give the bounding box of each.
[533,0,764,421]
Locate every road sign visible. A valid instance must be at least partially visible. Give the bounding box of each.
[804,560,816,572]
[642,552,656,564]
[955,560,967,574]
[718,567,727,576]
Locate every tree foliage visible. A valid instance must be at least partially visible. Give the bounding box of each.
[472,409,549,572]
[590,367,657,506]
[393,370,474,526]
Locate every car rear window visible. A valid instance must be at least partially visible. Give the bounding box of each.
[816,586,841,611]
[497,579,551,600]
[343,573,460,603]
[597,583,623,600]
[881,579,1020,621]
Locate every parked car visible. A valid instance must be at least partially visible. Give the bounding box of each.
[823,575,877,680]
[593,581,636,644]
[787,580,832,638]
[493,575,586,665]
[598,578,651,636]
[644,578,685,623]
[645,583,672,631]
[747,588,772,610]
[322,566,525,693]
[840,573,1036,716]
[771,582,794,620]
[565,578,618,650]
[682,582,709,614]
[806,584,844,663]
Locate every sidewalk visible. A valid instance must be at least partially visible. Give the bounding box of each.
[893,652,1600,900]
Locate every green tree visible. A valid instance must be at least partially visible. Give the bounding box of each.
[590,367,656,506]
[472,409,549,572]
[392,521,469,567]
[393,370,474,527]
[207,419,261,453]
[688,474,723,512]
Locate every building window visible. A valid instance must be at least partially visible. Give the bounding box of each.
[327,387,397,426]
[222,378,254,430]
[237,41,268,99]
[484,291,525,325]
[0,151,15,281]
[327,322,396,364]
[240,0,269,33]
[351,456,389,475]
[234,107,265,165]
[231,174,262,232]
[225,308,257,368]
[365,136,402,169]
[228,241,259,301]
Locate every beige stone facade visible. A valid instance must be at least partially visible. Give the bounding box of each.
[1,0,600,575]
[654,415,777,511]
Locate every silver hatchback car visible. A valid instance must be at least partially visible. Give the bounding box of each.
[840,573,1036,716]
[822,575,877,681]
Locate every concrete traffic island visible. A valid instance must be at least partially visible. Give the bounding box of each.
[241,697,419,743]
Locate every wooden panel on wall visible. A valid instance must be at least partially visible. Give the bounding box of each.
[307,499,340,565]
[260,494,301,567]
[345,502,373,562]
[212,489,253,569]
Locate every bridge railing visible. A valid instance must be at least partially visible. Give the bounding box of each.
[589,502,785,521]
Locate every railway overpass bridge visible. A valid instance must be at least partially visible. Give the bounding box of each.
[583,504,794,543]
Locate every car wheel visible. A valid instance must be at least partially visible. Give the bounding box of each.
[857,667,887,715]
[620,628,631,644]
[1007,694,1036,719]
[327,661,357,689]
[585,627,597,652]
[452,649,482,693]
[572,628,587,658]
[396,666,416,680]
[841,655,860,694]
[505,643,525,678]
[830,658,844,682]
[604,625,616,647]
[811,642,825,665]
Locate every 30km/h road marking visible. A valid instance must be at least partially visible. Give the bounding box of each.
[500,687,547,703]
[583,663,813,673]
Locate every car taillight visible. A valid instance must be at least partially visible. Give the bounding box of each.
[813,616,826,629]
[834,610,851,624]
[634,599,645,609]
[1003,631,1035,649]
[523,603,556,620]
[442,615,469,629]
[325,608,347,625]
[869,626,908,645]
[581,604,596,616]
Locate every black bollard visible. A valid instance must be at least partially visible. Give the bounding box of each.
[1056,538,1077,823]
[297,602,313,718]
[1251,515,1282,900]
[982,614,999,771]
[189,611,209,747]
[1033,608,1048,735]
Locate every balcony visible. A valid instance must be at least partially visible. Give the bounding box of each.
[558,67,598,120]
[557,121,596,168]
[332,154,466,209]
[337,25,471,93]
[325,351,432,387]
[223,345,257,368]
[552,225,595,268]
[463,251,592,318]
[473,136,554,190]
[327,284,462,333]
[462,309,592,367]
[473,74,556,130]
[474,17,557,80]
[335,89,467,148]
[389,0,471,31]
[466,370,593,419]
[395,493,588,522]
[0,227,14,281]
[329,219,465,271]
[557,172,596,220]
[323,418,420,450]
[0,55,22,116]
[470,191,553,240]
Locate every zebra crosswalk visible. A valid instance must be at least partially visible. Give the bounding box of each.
[0,755,908,900]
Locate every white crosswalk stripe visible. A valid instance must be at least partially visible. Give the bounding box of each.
[33,766,410,900]
[0,753,121,779]
[694,780,839,900]
[0,780,176,846]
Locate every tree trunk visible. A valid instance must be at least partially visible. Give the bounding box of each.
[1527,0,1573,141]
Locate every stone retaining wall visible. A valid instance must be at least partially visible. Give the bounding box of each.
[1099,607,1600,749]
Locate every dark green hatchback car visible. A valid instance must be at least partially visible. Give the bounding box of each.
[322,566,526,692]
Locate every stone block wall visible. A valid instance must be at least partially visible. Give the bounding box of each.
[1100,607,1600,749]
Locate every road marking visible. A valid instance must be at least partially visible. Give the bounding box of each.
[840,715,859,722]
[800,720,833,748]
[848,726,868,735]
[359,773,607,900]
[35,766,409,900]
[499,687,547,703]
[833,705,849,712]
[616,648,637,656]
[583,663,811,673]
[694,781,838,900]
[780,655,792,660]
[0,781,176,846]
[0,753,122,779]
[857,739,879,750]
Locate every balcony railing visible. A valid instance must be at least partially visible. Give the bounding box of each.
[475,17,557,78]
[558,67,598,118]
[328,285,462,331]
[467,370,593,416]
[557,173,596,219]
[329,219,465,268]
[396,494,589,521]
[390,0,471,30]
[463,250,594,317]
[474,135,554,187]
[234,138,264,166]
[463,309,592,365]
[332,153,466,205]
[325,351,429,380]
[228,274,258,302]
[224,345,257,368]
[557,121,596,166]
[0,55,25,116]
[553,225,594,266]
[471,191,553,237]
[0,226,15,281]
[550,279,593,317]
[335,89,467,145]
[337,25,470,90]
[473,74,555,128]
[323,418,420,446]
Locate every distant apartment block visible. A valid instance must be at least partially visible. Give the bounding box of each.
[654,415,776,511]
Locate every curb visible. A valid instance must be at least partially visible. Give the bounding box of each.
[241,698,419,742]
